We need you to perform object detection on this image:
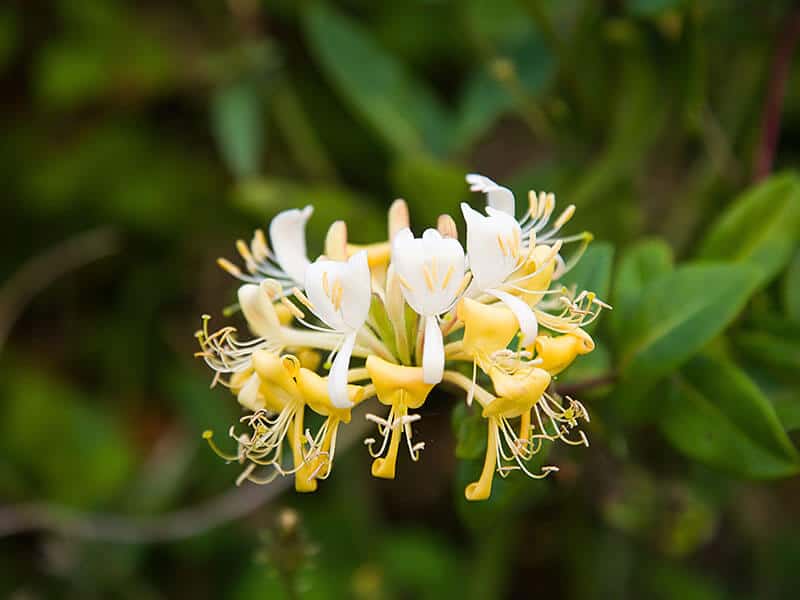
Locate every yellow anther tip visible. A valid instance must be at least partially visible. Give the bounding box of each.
[202,430,214,439]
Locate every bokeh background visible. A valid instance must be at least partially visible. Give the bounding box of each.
[3,0,800,598]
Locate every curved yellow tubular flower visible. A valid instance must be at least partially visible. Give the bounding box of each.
[365,356,435,479]
[294,367,365,482]
[532,330,595,376]
[251,349,317,492]
[466,366,556,502]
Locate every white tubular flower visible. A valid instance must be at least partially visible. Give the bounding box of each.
[461,203,539,346]
[391,228,466,384]
[465,173,578,249]
[466,174,515,216]
[304,251,372,408]
[218,206,313,291]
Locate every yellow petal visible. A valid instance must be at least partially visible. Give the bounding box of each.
[457,298,519,364]
[252,349,302,409]
[532,330,595,375]
[294,367,363,423]
[297,348,322,372]
[366,356,435,409]
[483,366,551,418]
[228,368,253,396]
[347,241,392,269]
[514,244,556,305]
[465,418,498,501]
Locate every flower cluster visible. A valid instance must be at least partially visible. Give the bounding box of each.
[196,174,609,500]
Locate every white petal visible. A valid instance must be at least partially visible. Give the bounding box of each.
[390,228,429,314]
[461,203,520,291]
[465,173,515,216]
[304,252,371,333]
[269,206,313,285]
[488,289,538,346]
[304,260,347,331]
[392,228,466,317]
[339,251,372,330]
[422,315,445,384]
[237,372,262,411]
[238,282,281,338]
[328,332,356,408]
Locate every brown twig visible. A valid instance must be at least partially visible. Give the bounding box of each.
[0,415,371,543]
[754,7,800,181]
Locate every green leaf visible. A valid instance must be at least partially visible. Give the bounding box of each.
[733,330,800,372]
[211,80,264,178]
[560,241,615,299]
[612,238,674,340]
[699,173,800,287]
[558,242,614,333]
[773,387,800,433]
[784,250,800,323]
[303,3,450,156]
[659,354,799,479]
[619,263,760,387]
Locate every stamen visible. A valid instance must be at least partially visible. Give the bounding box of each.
[397,273,414,291]
[291,287,316,312]
[441,265,455,290]
[528,190,538,220]
[236,240,257,273]
[496,234,508,257]
[322,271,331,298]
[217,258,242,278]
[280,296,305,319]
[453,272,472,298]
[252,229,269,262]
[553,204,576,231]
[423,265,435,292]
[203,430,239,462]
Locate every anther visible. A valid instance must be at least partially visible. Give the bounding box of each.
[217,258,242,278]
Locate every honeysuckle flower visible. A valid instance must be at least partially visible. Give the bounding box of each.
[466,173,580,249]
[461,202,539,347]
[364,356,435,478]
[202,350,316,490]
[294,366,365,481]
[217,206,313,290]
[464,365,556,501]
[302,250,372,408]
[391,228,467,384]
[197,174,609,501]
[533,330,595,375]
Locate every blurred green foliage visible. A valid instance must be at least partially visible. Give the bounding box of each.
[2,0,800,598]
